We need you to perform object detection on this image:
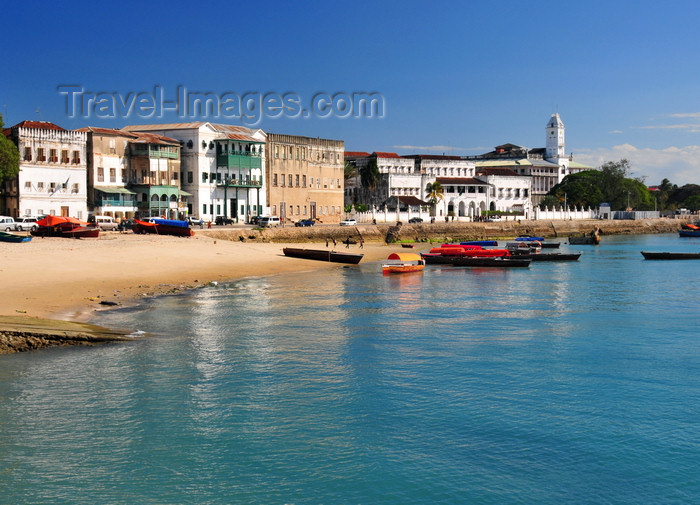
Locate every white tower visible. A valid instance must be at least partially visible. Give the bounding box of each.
[545,113,565,160]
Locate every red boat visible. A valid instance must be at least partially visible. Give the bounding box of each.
[31,216,100,238]
[133,218,194,237]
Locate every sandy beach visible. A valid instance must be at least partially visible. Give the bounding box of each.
[0,231,395,322]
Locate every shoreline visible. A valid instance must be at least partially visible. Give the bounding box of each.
[0,218,683,354]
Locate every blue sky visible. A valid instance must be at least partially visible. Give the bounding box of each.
[3,0,700,185]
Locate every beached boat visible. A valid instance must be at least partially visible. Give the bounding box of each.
[641,251,700,260]
[282,247,363,264]
[133,218,194,237]
[381,253,425,274]
[0,230,32,243]
[31,216,100,238]
[451,256,531,267]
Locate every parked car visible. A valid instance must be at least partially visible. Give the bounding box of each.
[90,215,118,231]
[14,216,39,232]
[187,216,204,226]
[408,217,423,223]
[0,216,16,231]
[249,215,261,225]
[339,219,357,226]
[258,216,281,228]
[215,216,234,225]
[295,219,315,227]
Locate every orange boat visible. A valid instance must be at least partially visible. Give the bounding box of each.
[382,252,425,274]
[31,216,100,238]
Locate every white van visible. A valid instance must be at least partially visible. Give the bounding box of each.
[92,215,118,231]
[258,216,281,228]
[0,216,16,231]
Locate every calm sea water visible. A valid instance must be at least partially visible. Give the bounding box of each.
[2,233,700,505]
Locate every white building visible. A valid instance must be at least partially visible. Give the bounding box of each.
[3,121,88,219]
[123,122,266,223]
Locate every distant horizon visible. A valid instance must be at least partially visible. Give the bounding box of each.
[3,1,700,186]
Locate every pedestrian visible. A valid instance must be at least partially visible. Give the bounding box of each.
[326,237,329,247]
[332,238,337,247]
[360,238,364,249]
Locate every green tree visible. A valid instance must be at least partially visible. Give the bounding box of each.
[344,160,357,182]
[0,115,20,184]
[360,158,379,191]
[426,181,444,215]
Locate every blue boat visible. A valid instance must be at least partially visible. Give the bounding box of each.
[459,240,498,246]
[515,236,544,242]
[679,229,700,237]
[0,230,32,243]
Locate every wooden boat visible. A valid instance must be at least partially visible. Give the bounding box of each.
[31,216,100,238]
[460,240,499,247]
[520,252,582,261]
[451,256,531,267]
[568,233,600,245]
[381,253,425,274]
[401,244,415,248]
[421,252,460,265]
[515,236,560,248]
[506,241,541,255]
[678,229,700,237]
[641,251,700,260]
[0,230,32,243]
[133,218,194,237]
[283,247,363,264]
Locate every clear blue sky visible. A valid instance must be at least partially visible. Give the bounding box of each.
[3,0,700,185]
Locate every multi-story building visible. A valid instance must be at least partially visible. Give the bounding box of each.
[123,122,265,223]
[345,152,421,210]
[267,133,344,224]
[2,120,87,219]
[466,114,592,205]
[80,127,184,219]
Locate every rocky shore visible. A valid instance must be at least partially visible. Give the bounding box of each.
[0,316,131,355]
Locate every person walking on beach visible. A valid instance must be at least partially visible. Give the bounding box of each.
[360,238,364,249]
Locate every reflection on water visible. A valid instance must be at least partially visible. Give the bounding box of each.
[2,234,700,504]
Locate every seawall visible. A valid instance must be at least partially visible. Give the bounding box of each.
[198,218,682,244]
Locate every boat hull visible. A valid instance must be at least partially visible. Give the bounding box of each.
[283,247,363,264]
[450,257,531,267]
[133,219,194,237]
[0,231,32,243]
[520,253,581,261]
[678,230,700,237]
[641,251,700,260]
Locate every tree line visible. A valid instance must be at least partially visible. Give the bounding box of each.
[539,159,700,212]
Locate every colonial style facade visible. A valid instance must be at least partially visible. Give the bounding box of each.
[267,133,344,224]
[466,113,592,205]
[80,127,184,219]
[123,122,266,223]
[2,121,88,219]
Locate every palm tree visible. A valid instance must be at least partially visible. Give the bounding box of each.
[426,181,444,215]
[360,158,380,205]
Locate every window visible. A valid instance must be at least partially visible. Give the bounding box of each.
[289,174,293,187]
[97,167,104,182]
[109,139,116,154]
[303,205,307,215]
[50,182,56,192]
[72,183,79,193]
[295,175,299,187]
[202,172,208,182]
[72,151,80,164]
[109,168,116,183]
[49,149,58,163]
[302,175,306,187]
[23,147,32,161]
[296,205,300,215]
[61,150,69,163]
[280,174,285,187]
[24,181,31,189]
[289,204,293,215]
[188,171,193,183]
[302,149,306,160]
[272,173,278,187]
[202,204,207,215]
[275,146,279,158]
[309,177,313,187]
[37,148,46,162]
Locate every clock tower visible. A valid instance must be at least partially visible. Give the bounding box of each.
[545,113,569,183]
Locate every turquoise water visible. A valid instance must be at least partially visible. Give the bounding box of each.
[2,233,700,504]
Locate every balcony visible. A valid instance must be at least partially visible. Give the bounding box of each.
[216,177,262,189]
[216,153,262,170]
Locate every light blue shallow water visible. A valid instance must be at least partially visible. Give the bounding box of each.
[2,233,700,504]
